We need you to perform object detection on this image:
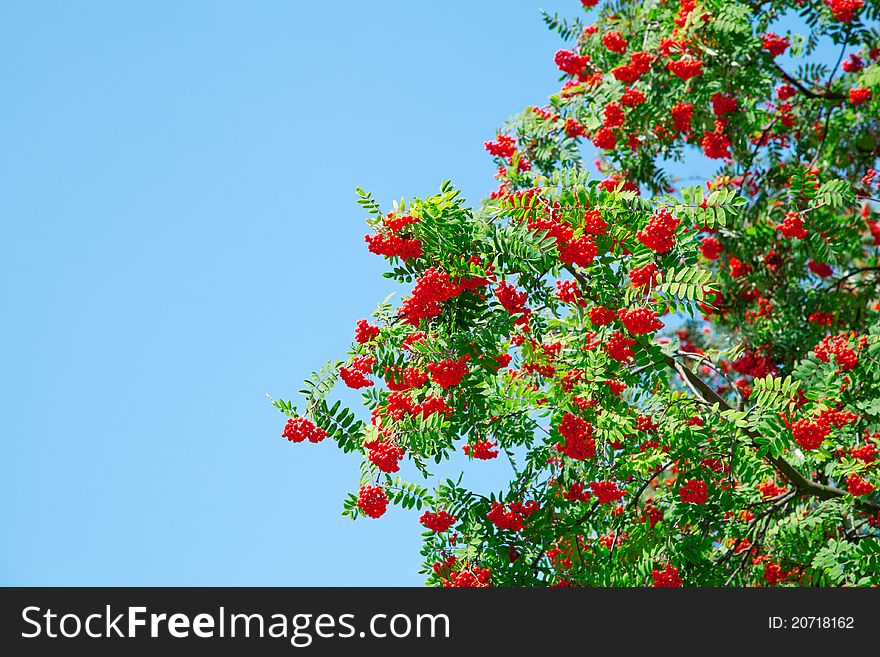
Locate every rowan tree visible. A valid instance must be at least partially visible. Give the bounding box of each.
[273,0,880,586]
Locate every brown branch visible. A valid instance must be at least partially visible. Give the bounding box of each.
[661,354,880,514]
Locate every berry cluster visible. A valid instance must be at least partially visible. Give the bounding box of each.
[667,58,703,80]
[357,485,389,519]
[365,439,405,473]
[777,212,808,239]
[365,233,423,261]
[602,30,628,54]
[554,49,589,76]
[637,208,680,253]
[761,33,790,57]
[484,134,516,158]
[463,439,499,460]
[354,318,380,344]
[589,305,616,326]
[611,51,653,84]
[590,480,625,504]
[400,267,463,325]
[846,474,875,496]
[428,355,470,389]
[791,416,830,450]
[825,0,864,23]
[629,262,660,288]
[339,355,376,389]
[849,87,872,106]
[487,501,538,531]
[558,235,598,267]
[679,479,708,504]
[671,102,694,132]
[495,281,531,323]
[556,412,596,460]
[710,93,737,116]
[282,416,328,443]
[652,565,682,587]
[419,510,457,532]
[618,307,664,334]
[814,333,861,371]
[700,236,722,260]
[605,331,636,363]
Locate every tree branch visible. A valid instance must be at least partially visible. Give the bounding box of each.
[662,354,880,513]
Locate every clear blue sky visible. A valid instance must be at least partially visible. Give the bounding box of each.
[1,0,579,585]
[0,1,838,585]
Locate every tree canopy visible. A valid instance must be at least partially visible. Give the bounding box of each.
[274,0,880,587]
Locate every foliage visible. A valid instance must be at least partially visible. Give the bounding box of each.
[275,0,880,587]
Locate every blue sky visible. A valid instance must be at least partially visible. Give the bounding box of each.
[1,1,841,586]
[1,0,579,586]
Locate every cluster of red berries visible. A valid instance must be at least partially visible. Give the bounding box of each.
[620,87,646,107]
[630,262,660,288]
[419,510,456,532]
[591,480,625,504]
[603,102,625,128]
[554,49,589,76]
[282,416,328,443]
[762,32,790,57]
[727,256,752,278]
[637,208,680,253]
[618,307,664,334]
[384,364,428,391]
[605,331,636,363]
[850,442,878,463]
[556,412,596,460]
[825,0,864,23]
[354,318,380,344]
[671,102,694,132]
[808,311,833,326]
[700,236,722,260]
[710,93,737,116]
[605,379,627,396]
[365,439,405,473]
[652,564,682,587]
[757,481,788,499]
[702,123,731,159]
[365,233,423,261]
[487,500,538,531]
[427,355,470,389]
[564,118,587,138]
[592,126,616,150]
[849,87,872,105]
[555,279,586,306]
[667,58,703,80]
[846,474,875,496]
[636,415,659,432]
[679,479,709,504]
[442,566,491,588]
[380,391,452,422]
[814,333,860,371]
[484,134,517,158]
[400,267,463,325]
[463,439,499,460]
[495,281,531,323]
[339,355,375,389]
[589,306,616,326]
[582,209,609,235]
[791,416,830,450]
[777,212,808,239]
[731,349,776,378]
[559,235,598,267]
[603,30,628,53]
[357,485,389,519]
[611,51,653,84]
